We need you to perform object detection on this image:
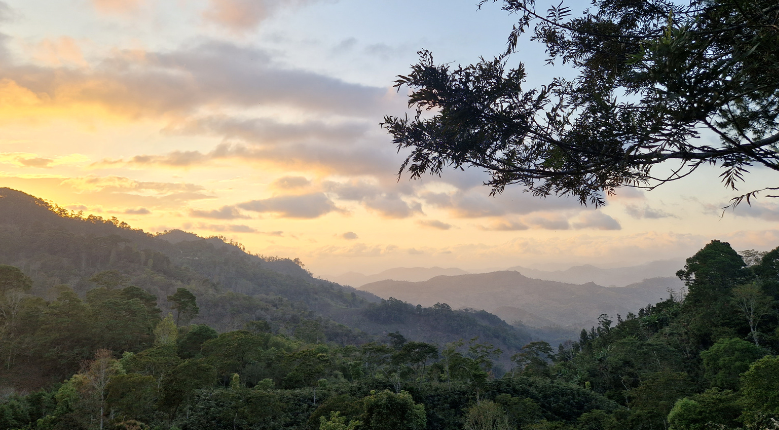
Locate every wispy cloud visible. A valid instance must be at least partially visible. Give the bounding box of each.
[189,205,249,220]
[418,219,452,230]
[124,207,150,215]
[238,193,340,219]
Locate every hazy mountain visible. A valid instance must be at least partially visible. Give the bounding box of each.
[507,259,685,287]
[329,266,471,287]
[360,271,684,329]
[0,187,533,354]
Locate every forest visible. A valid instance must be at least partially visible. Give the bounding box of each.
[0,190,779,430]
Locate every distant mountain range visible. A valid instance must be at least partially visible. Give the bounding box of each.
[330,267,470,287]
[330,259,685,288]
[507,260,685,287]
[359,272,684,329]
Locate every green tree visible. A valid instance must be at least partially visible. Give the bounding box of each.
[167,288,199,326]
[383,0,779,205]
[360,390,426,430]
[740,355,779,427]
[731,282,774,346]
[89,270,128,290]
[153,314,178,347]
[319,411,361,430]
[177,324,218,359]
[701,337,766,390]
[667,388,741,430]
[463,400,511,430]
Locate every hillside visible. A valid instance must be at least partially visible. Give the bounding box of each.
[0,188,533,387]
[360,271,683,329]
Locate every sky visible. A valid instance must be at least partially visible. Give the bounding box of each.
[1,0,778,278]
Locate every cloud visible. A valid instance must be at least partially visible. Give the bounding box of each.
[730,203,779,222]
[189,205,249,220]
[625,204,676,219]
[363,194,422,219]
[0,41,396,119]
[238,193,340,219]
[30,37,88,67]
[571,212,622,230]
[54,175,214,208]
[1,152,89,168]
[480,220,529,231]
[202,0,332,34]
[261,231,284,237]
[526,215,570,230]
[271,176,311,190]
[92,0,144,14]
[19,157,54,168]
[421,187,580,218]
[418,220,452,230]
[324,180,382,201]
[608,187,645,201]
[196,223,257,233]
[342,231,358,240]
[124,207,150,215]
[0,2,14,22]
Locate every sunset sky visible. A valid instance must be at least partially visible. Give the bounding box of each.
[1,0,778,278]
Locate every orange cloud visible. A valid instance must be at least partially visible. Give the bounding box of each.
[202,0,269,33]
[31,37,88,67]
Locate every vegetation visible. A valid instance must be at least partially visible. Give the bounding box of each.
[383,0,779,206]
[2,190,779,429]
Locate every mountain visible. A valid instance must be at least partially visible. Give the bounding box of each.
[329,266,470,287]
[359,271,684,329]
[507,259,685,287]
[0,188,533,376]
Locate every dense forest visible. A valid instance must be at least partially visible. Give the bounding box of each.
[1,188,779,430]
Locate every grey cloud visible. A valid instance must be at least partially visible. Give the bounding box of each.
[324,180,382,201]
[364,194,422,219]
[2,40,394,118]
[238,193,339,219]
[96,139,402,177]
[625,204,675,219]
[124,207,151,215]
[272,176,311,190]
[480,220,529,231]
[363,43,407,60]
[421,187,580,218]
[332,37,358,54]
[572,212,622,230]
[163,116,369,146]
[189,205,249,220]
[526,216,570,230]
[0,2,13,22]
[342,231,358,240]
[731,203,779,222]
[418,220,452,230]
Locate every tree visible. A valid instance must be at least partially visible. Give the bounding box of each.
[740,355,779,427]
[731,282,774,346]
[360,390,426,430]
[383,0,779,206]
[463,400,511,430]
[700,337,766,390]
[166,288,199,326]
